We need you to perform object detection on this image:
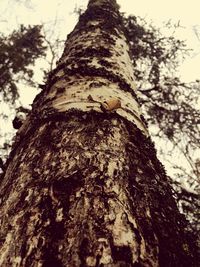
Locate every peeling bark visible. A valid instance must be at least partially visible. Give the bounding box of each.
[0,0,197,266]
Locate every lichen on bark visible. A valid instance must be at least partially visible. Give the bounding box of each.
[0,0,198,266]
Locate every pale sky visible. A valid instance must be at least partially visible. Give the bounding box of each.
[1,0,200,88]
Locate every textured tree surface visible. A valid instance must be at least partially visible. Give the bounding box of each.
[0,0,197,266]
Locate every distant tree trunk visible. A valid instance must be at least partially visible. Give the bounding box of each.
[0,0,197,266]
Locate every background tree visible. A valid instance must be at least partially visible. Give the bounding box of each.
[0,24,46,104]
[0,24,47,159]
[0,0,198,265]
[0,0,199,250]
[123,15,200,235]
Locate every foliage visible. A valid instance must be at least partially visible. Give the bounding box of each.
[0,24,47,164]
[0,24,47,104]
[123,15,200,235]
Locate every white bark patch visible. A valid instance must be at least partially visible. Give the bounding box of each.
[50,184,59,204]
[97,238,113,265]
[26,236,39,258]
[0,233,12,265]
[56,207,64,222]
[86,20,101,27]
[106,181,120,196]
[108,201,140,263]
[140,236,147,259]
[86,256,96,266]
[26,208,41,234]
[60,26,135,87]
[13,256,22,267]
[2,165,34,217]
[146,207,151,218]
[54,69,65,79]
[107,160,118,176]
[113,212,134,245]
[48,21,149,136]
[104,162,146,265]
[111,33,136,87]
[51,76,147,135]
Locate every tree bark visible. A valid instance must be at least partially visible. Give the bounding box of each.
[0,0,197,266]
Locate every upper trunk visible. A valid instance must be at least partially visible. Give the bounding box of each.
[0,0,197,266]
[27,0,147,137]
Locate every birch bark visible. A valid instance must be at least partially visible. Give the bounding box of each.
[0,0,196,266]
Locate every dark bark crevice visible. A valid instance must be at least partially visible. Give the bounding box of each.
[0,0,198,265]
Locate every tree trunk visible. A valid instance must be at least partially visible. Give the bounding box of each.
[0,0,197,266]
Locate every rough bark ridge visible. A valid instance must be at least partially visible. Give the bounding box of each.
[0,0,197,266]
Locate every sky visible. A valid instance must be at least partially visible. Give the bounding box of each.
[1,0,200,90]
[0,0,200,179]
